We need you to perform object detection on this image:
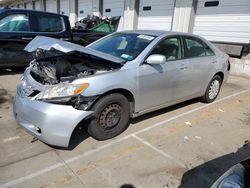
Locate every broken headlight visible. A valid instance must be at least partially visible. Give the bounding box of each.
[36,83,89,101]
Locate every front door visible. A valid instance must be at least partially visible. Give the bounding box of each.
[137,36,190,112]
[183,36,217,96]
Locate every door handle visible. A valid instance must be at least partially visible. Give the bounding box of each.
[21,37,33,40]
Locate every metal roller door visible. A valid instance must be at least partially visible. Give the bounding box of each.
[78,0,93,20]
[18,3,24,9]
[60,0,69,15]
[137,0,175,30]
[46,0,57,13]
[26,2,33,10]
[35,0,41,10]
[103,0,124,31]
[193,0,250,44]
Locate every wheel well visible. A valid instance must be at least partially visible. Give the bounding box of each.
[215,72,224,83]
[96,89,135,116]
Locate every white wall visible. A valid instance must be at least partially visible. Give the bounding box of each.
[123,0,137,30]
[172,0,194,33]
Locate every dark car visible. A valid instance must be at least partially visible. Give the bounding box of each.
[0,8,108,68]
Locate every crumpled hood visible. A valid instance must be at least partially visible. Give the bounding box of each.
[24,36,125,65]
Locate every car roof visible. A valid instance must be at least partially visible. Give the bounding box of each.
[0,8,68,18]
[118,30,199,38]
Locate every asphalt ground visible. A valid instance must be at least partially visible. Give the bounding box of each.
[0,69,250,188]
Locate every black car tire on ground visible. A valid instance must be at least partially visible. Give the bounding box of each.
[87,93,130,140]
[202,75,222,103]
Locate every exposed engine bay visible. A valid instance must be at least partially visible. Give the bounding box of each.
[29,50,123,85]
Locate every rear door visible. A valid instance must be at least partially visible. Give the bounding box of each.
[0,12,33,67]
[182,36,217,96]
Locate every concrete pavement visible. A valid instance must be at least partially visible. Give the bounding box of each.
[0,70,250,188]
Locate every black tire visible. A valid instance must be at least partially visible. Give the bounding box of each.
[201,75,222,103]
[87,93,130,140]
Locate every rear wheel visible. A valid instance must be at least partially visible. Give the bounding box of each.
[87,93,130,140]
[202,75,222,103]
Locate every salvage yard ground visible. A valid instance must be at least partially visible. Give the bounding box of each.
[0,70,250,188]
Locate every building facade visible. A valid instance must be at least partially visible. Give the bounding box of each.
[1,0,250,55]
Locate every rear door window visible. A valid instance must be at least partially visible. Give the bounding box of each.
[0,13,30,32]
[184,37,214,58]
[32,13,64,32]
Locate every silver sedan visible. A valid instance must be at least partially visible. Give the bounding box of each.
[13,31,230,147]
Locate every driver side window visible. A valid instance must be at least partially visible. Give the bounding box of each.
[150,37,182,61]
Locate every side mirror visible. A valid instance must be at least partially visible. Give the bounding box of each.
[146,54,166,65]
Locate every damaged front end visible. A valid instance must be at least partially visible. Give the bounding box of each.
[23,36,124,110]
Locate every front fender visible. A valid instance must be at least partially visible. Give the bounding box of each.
[73,68,138,98]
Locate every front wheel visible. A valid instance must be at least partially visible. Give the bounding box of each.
[201,75,222,103]
[87,93,130,140]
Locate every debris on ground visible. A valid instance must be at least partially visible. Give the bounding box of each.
[218,108,226,112]
[195,136,202,139]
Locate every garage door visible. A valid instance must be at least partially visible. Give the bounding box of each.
[26,2,33,10]
[138,0,175,30]
[35,0,41,10]
[193,0,250,44]
[103,0,124,31]
[18,3,24,9]
[60,0,69,15]
[78,0,93,20]
[46,0,57,13]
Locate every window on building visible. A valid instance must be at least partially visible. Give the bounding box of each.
[143,6,151,11]
[0,14,29,31]
[204,1,219,7]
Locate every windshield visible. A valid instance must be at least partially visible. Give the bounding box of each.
[88,33,155,61]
